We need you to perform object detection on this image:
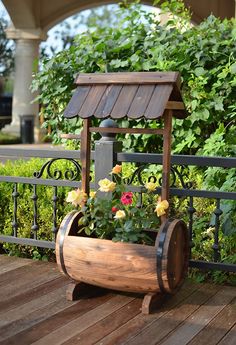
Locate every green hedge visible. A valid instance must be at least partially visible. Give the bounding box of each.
[0,158,75,259]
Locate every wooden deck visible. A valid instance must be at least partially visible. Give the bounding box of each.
[0,255,235,345]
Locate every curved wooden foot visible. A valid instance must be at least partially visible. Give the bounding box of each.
[66,281,89,301]
[142,292,167,314]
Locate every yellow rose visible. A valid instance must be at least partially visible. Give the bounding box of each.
[145,182,157,192]
[111,164,122,174]
[66,188,87,207]
[98,178,116,192]
[89,191,96,199]
[155,199,169,217]
[114,210,126,219]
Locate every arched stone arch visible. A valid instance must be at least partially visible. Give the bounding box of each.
[41,0,120,31]
[3,0,235,31]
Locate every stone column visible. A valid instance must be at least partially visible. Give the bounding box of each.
[2,28,47,141]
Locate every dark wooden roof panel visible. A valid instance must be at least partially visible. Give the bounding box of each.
[127,85,155,119]
[111,85,138,119]
[94,85,122,118]
[63,86,90,118]
[144,85,173,119]
[63,72,187,119]
[79,85,106,118]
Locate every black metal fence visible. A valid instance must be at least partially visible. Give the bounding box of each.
[0,130,235,273]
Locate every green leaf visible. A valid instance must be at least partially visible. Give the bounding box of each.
[84,227,91,236]
[191,100,198,111]
[230,63,236,74]
[194,67,206,76]
[214,99,224,111]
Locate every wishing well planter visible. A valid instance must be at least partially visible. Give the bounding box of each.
[56,72,189,314]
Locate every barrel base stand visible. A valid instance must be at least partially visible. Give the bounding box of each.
[66,281,85,301]
[142,292,168,314]
[66,280,106,301]
[66,281,166,315]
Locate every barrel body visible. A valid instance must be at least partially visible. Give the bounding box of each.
[56,211,189,294]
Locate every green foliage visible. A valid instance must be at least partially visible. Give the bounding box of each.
[33,1,236,157]
[40,5,122,59]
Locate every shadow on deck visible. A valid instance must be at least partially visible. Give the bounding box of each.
[0,255,235,345]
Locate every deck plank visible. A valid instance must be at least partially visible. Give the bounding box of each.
[0,286,71,341]
[30,294,136,345]
[217,324,236,345]
[158,286,236,345]
[0,285,70,327]
[123,284,221,345]
[62,298,142,345]
[0,276,68,313]
[0,257,235,345]
[0,262,60,301]
[0,289,112,345]
[187,297,236,345]
[0,255,32,273]
[95,280,201,345]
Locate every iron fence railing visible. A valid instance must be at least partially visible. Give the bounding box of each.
[0,141,235,273]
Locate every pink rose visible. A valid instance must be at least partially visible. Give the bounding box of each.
[120,192,133,205]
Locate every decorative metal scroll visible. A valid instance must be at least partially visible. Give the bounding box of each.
[124,164,193,189]
[170,166,193,189]
[33,158,82,181]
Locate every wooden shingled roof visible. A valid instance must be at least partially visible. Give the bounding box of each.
[64,72,187,120]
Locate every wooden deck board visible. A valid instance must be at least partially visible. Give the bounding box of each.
[0,255,235,345]
[62,298,142,345]
[187,298,236,345]
[0,256,32,274]
[218,324,236,345]
[123,284,221,345]
[157,287,236,345]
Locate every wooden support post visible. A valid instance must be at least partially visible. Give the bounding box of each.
[80,118,91,195]
[161,110,173,221]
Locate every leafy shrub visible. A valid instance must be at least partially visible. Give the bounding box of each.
[32,0,236,158]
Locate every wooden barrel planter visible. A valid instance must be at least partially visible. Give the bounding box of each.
[57,72,190,313]
[56,211,189,313]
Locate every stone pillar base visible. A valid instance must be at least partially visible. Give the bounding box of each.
[2,121,44,143]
